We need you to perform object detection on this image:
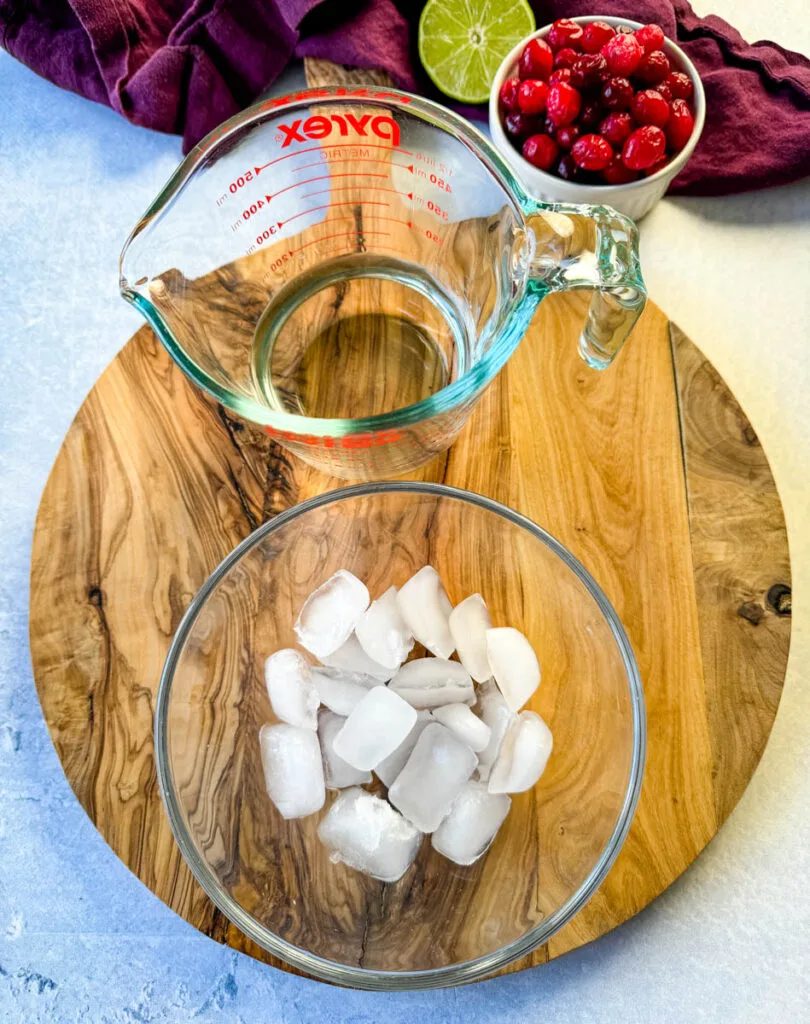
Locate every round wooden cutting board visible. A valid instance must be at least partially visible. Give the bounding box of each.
[29,55,791,985]
[29,287,790,983]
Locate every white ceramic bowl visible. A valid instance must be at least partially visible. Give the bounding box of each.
[488,16,706,221]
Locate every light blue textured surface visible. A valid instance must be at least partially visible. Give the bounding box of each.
[1,46,809,1024]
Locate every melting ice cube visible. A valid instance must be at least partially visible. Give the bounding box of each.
[318,710,372,790]
[476,679,516,782]
[259,723,325,819]
[431,781,511,865]
[388,658,474,709]
[486,627,541,711]
[448,594,492,683]
[396,566,455,658]
[294,570,369,658]
[332,686,417,771]
[374,710,433,788]
[432,703,491,753]
[317,787,422,882]
[355,586,414,670]
[388,722,477,832]
[488,711,553,794]
[321,633,394,682]
[311,665,380,717]
[264,649,319,730]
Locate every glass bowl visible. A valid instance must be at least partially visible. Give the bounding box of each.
[155,482,645,989]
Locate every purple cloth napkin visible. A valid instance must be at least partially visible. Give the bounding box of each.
[2,0,810,195]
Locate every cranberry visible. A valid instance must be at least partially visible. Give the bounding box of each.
[631,89,670,128]
[581,21,615,54]
[555,124,581,150]
[570,53,608,88]
[519,38,554,81]
[666,98,695,151]
[522,133,559,171]
[571,133,614,172]
[666,71,694,99]
[499,77,520,111]
[601,76,634,110]
[547,18,583,52]
[644,154,671,177]
[549,68,572,85]
[601,34,643,76]
[505,21,699,187]
[634,24,665,54]
[621,125,666,169]
[556,153,580,180]
[518,79,549,115]
[599,111,634,146]
[635,49,670,84]
[554,47,579,70]
[546,82,582,126]
[602,154,639,184]
[579,100,602,129]
[504,112,538,140]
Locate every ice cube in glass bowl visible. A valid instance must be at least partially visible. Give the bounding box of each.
[155,482,644,989]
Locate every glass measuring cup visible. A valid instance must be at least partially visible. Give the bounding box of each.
[120,88,645,479]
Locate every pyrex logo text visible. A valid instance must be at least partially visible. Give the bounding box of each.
[277,113,400,148]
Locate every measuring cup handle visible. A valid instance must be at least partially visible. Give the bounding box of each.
[524,202,646,369]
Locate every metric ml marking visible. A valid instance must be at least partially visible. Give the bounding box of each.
[412,167,453,193]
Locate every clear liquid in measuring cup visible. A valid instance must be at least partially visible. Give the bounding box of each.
[251,253,471,421]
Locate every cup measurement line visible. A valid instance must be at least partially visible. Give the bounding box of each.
[316,244,415,259]
[292,159,415,175]
[277,200,391,229]
[263,173,387,205]
[291,230,391,255]
[369,217,415,228]
[254,143,413,174]
[252,229,392,258]
[235,198,391,235]
[250,207,404,253]
[261,242,420,281]
[254,220,443,257]
[302,187,416,202]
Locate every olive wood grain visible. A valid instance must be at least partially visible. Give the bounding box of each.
[28,61,791,983]
[29,291,790,982]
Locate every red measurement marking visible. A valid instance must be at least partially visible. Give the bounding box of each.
[265,425,405,449]
[425,200,449,221]
[314,242,416,260]
[255,143,413,174]
[303,187,415,202]
[264,172,388,204]
[276,200,390,229]
[258,241,420,275]
[369,217,413,228]
[427,173,452,194]
[265,242,418,268]
[293,159,414,174]
[253,228,393,256]
[285,230,391,259]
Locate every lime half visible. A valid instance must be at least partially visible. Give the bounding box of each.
[419,0,536,104]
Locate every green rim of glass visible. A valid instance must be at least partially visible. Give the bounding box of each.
[154,481,647,990]
[120,89,544,437]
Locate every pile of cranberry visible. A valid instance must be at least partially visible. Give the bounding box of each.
[499,19,696,184]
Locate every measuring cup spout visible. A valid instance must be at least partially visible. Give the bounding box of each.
[523,202,646,369]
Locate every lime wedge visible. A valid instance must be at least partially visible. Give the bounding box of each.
[419,0,536,104]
